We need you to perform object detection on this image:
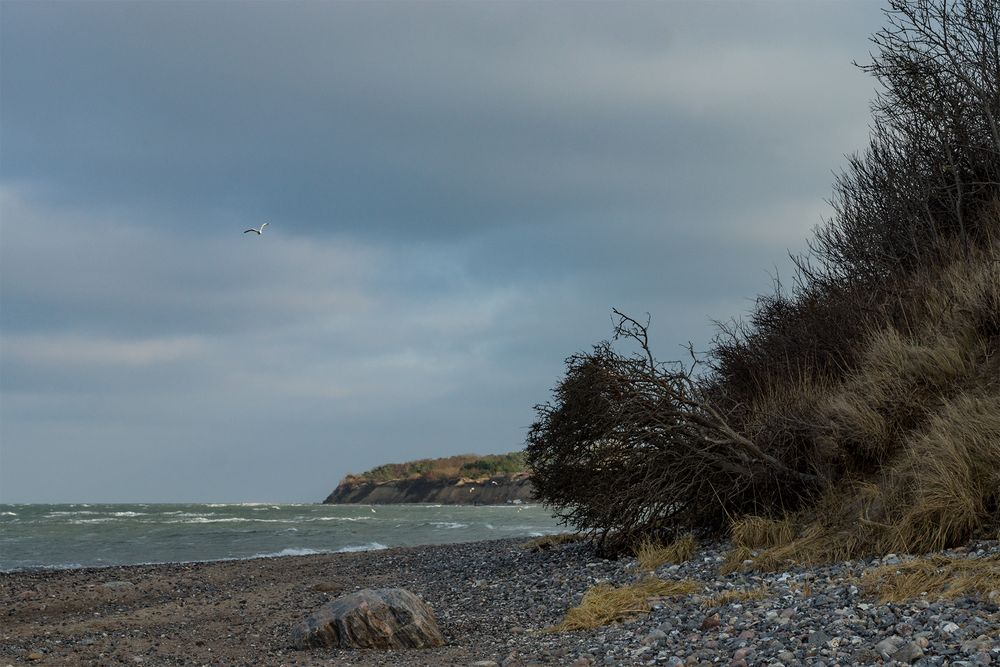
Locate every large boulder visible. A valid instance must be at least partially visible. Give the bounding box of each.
[292,588,445,650]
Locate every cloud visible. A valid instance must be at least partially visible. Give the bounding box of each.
[0,2,888,502]
[2,335,206,367]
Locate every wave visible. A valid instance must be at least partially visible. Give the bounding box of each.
[253,547,326,558]
[163,517,287,524]
[430,522,468,529]
[0,512,17,517]
[251,543,386,558]
[336,542,388,553]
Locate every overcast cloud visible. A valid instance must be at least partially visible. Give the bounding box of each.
[0,1,885,502]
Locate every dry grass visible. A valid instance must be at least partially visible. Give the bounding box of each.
[719,545,754,575]
[862,554,1000,602]
[702,586,768,607]
[635,534,697,571]
[521,533,583,552]
[549,577,700,632]
[728,244,1000,566]
[731,516,796,550]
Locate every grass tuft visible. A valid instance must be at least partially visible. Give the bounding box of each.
[635,534,697,571]
[549,577,700,632]
[862,554,1000,602]
[731,516,796,550]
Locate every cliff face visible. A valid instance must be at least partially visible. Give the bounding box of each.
[323,472,535,505]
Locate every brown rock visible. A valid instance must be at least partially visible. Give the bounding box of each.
[291,588,445,650]
[699,613,721,631]
[309,582,343,593]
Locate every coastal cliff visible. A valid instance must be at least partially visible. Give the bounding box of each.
[323,472,535,505]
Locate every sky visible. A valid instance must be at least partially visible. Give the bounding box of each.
[0,1,886,503]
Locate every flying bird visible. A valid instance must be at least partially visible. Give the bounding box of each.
[244,222,269,235]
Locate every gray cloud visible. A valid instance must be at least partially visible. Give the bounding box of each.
[1,1,886,502]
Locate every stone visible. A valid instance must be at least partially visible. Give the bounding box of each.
[642,629,667,645]
[941,621,962,635]
[102,580,135,592]
[699,613,721,631]
[962,635,993,655]
[291,588,445,650]
[310,581,344,593]
[875,635,904,658]
[808,630,832,646]
[891,641,924,664]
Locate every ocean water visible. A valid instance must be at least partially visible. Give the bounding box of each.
[0,503,565,572]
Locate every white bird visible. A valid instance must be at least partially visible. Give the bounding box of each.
[243,222,269,235]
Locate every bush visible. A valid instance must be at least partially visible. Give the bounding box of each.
[528,0,1000,557]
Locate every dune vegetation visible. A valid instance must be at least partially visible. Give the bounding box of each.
[526,0,1000,564]
[341,451,528,484]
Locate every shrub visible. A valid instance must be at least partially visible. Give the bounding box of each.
[528,0,1000,558]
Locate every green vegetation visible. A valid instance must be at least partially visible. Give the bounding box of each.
[527,0,1000,560]
[342,452,527,484]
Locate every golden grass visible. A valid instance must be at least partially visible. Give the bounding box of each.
[521,533,583,552]
[731,516,796,550]
[862,554,1000,603]
[548,577,700,632]
[702,586,768,607]
[635,534,697,571]
[727,244,1000,566]
[719,545,753,575]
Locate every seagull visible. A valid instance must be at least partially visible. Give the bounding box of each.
[244,222,269,235]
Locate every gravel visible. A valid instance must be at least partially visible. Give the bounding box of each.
[2,536,998,666]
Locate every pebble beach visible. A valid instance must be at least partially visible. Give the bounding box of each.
[3,536,999,666]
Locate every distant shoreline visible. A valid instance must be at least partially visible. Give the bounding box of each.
[323,472,536,505]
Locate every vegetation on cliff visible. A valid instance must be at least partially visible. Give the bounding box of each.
[527,0,1000,560]
[339,452,528,485]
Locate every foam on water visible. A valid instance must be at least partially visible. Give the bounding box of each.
[335,542,388,553]
[0,503,561,571]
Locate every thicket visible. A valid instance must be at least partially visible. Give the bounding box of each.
[527,0,1000,556]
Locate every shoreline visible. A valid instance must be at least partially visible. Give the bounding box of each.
[3,535,999,666]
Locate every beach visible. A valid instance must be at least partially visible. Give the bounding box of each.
[4,536,1000,666]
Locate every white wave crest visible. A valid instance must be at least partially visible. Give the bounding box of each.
[254,547,325,558]
[336,542,388,553]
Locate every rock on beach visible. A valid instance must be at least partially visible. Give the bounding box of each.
[291,587,445,650]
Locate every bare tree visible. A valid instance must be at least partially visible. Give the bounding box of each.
[527,311,821,551]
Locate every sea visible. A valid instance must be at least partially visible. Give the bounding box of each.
[0,503,565,572]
